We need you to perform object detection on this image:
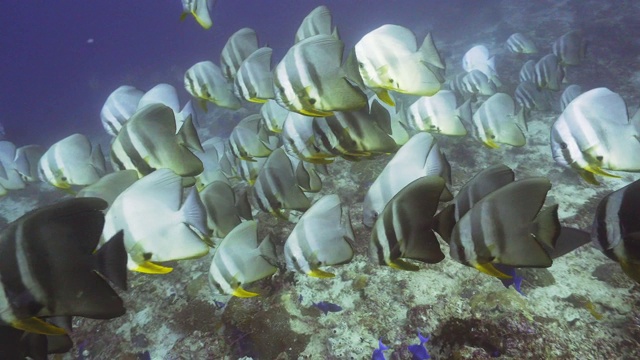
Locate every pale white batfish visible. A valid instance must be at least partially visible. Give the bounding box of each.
[550,87,640,184]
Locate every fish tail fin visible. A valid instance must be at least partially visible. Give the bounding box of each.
[631,106,640,134]
[550,227,590,258]
[487,56,496,73]
[91,144,107,175]
[258,235,278,265]
[343,49,365,90]
[532,204,561,252]
[433,204,455,244]
[419,33,445,69]
[515,105,528,132]
[455,98,472,131]
[94,230,128,290]
[179,187,209,237]
[332,26,340,40]
[342,205,355,242]
[177,115,204,153]
[179,100,198,127]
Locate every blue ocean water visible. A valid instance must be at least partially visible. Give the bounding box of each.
[0,0,494,147]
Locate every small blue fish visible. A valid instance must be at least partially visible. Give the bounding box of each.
[312,301,342,315]
[214,300,226,309]
[495,264,524,295]
[298,294,303,303]
[371,337,389,360]
[407,331,430,360]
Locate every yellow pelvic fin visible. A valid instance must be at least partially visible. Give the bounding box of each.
[180,12,188,22]
[388,259,420,271]
[583,164,620,178]
[473,262,512,279]
[375,89,395,106]
[133,261,173,274]
[59,187,77,196]
[11,317,67,335]
[482,139,500,149]
[198,99,209,112]
[299,108,333,117]
[577,170,600,185]
[308,269,335,278]
[247,98,268,104]
[233,286,259,298]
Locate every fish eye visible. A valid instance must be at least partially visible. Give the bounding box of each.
[60,176,67,181]
[560,142,568,149]
[372,211,379,219]
[143,252,152,261]
[596,156,603,161]
[309,98,316,105]
[490,134,496,139]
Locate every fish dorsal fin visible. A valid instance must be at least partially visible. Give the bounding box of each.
[303,194,341,223]
[295,5,332,43]
[244,47,273,71]
[218,220,258,252]
[133,168,183,211]
[454,164,515,219]
[298,34,344,70]
[420,32,445,69]
[479,178,556,267]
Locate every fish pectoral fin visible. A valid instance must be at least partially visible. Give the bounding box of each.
[11,317,67,335]
[232,286,259,298]
[308,269,335,278]
[180,12,188,21]
[473,262,513,279]
[388,258,420,271]
[133,261,173,274]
